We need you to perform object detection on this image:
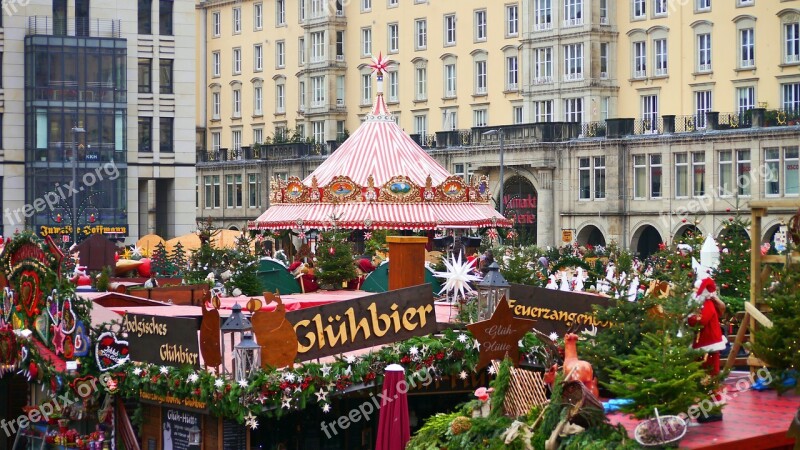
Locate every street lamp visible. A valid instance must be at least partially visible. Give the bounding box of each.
[482,129,505,216]
[477,262,510,321]
[71,126,86,244]
[220,303,252,375]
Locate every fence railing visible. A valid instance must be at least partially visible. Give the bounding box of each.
[27,16,122,38]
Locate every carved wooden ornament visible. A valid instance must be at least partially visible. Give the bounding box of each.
[466,298,536,371]
[251,292,299,369]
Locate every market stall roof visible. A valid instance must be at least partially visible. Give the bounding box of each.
[248,54,511,231]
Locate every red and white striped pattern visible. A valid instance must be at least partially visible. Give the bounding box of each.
[303,94,451,187]
[249,202,512,230]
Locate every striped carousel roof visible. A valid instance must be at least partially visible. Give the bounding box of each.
[302,91,452,188]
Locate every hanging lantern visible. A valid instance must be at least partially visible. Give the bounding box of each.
[187,424,201,447]
[234,333,261,383]
[220,303,252,375]
[477,262,510,322]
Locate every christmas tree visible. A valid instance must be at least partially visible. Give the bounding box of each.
[316,229,356,288]
[714,216,751,314]
[498,247,534,285]
[225,235,263,296]
[150,242,175,277]
[170,241,188,277]
[605,332,708,419]
[752,266,800,392]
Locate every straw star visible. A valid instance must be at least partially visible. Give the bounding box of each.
[466,299,536,370]
[133,367,142,376]
[457,334,468,343]
[459,371,468,380]
[238,379,249,389]
[315,389,328,402]
[369,52,391,76]
[548,332,559,342]
[281,397,292,409]
[322,403,331,413]
[434,254,481,302]
[320,364,332,377]
[187,373,199,383]
[214,378,224,388]
[159,366,169,375]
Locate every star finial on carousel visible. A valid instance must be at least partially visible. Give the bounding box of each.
[369,52,390,78]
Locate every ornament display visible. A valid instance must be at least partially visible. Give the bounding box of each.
[95,332,130,372]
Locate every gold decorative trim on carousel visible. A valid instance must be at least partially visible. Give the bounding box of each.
[322,175,361,203]
[379,175,422,203]
[473,175,491,202]
[283,177,308,203]
[434,176,468,202]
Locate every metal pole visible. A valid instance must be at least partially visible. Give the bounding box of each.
[72,131,77,245]
[499,130,505,216]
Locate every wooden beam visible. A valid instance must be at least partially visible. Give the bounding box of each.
[744,302,773,328]
[748,199,800,209]
[723,312,750,372]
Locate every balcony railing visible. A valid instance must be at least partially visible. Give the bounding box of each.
[563,17,583,27]
[27,16,122,38]
[534,22,552,31]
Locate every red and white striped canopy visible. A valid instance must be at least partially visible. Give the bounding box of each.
[249,202,509,230]
[302,94,452,187]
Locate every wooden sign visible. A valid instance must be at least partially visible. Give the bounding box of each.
[222,419,248,450]
[508,284,612,337]
[162,407,202,450]
[140,391,207,412]
[467,298,536,370]
[122,314,200,369]
[286,284,436,361]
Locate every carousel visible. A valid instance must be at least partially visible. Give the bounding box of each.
[247,54,512,233]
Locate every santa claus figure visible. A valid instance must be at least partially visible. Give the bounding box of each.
[688,277,727,377]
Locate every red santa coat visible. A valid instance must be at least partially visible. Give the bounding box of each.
[688,299,727,352]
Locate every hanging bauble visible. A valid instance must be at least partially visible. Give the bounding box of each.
[29,361,38,380]
[329,247,335,255]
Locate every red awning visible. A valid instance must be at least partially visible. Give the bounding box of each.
[32,339,67,372]
[248,202,512,230]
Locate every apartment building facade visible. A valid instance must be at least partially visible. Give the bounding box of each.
[0,0,196,243]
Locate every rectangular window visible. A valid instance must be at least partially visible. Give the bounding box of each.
[719,150,733,196]
[654,38,668,76]
[650,154,662,198]
[453,163,465,180]
[388,23,399,53]
[736,86,755,114]
[211,92,220,119]
[535,100,553,122]
[415,67,427,100]
[233,7,241,33]
[248,174,260,208]
[159,0,173,35]
[204,176,213,208]
[506,4,518,36]
[214,176,221,208]
[254,86,263,115]
[138,58,152,93]
[739,28,755,68]
[698,33,712,72]
[534,47,552,83]
[362,74,372,104]
[654,0,667,16]
[475,10,487,41]
[766,148,781,196]
[564,44,583,81]
[564,98,582,123]
[737,149,751,196]
[641,95,659,133]
[633,0,645,19]
[675,153,688,198]
[312,121,325,143]
[696,0,710,11]
[254,3,263,29]
[336,31,344,60]
[513,106,524,124]
[312,76,325,107]
[444,64,456,97]
[633,154,647,199]
[601,96,610,120]
[232,89,241,117]
[362,27,372,56]
[600,43,609,78]
[474,109,487,127]
[416,19,427,50]
[782,83,800,113]
[233,48,242,74]
[159,59,173,94]
[276,84,285,112]
[138,117,152,152]
[388,71,399,102]
[506,56,518,90]
[695,90,712,128]
[786,22,800,63]
[786,146,799,195]
[692,152,706,196]
[600,0,608,24]
[159,117,173,152]
[414,115,428,138]
[231,130,242,152]
[563,0,583,27]
[311,32,324,62]
[594,156,606,199]
[211,11,220,36]
[361,0,371,12]
[276,41,285,67]
[633,41,646,78]
[442,110,457,130]
[138,0,152,34]
[388,0,398,7]
[254,44,263,71]
[579,157,590,200]
[226,175,242,208]
[253,128,263,145]
[276,0,285,25]
[475,60,487,95]
[299,0,306,20]
[534,0,552,31]
[211,132,221,152]
[336,75,345,106]
[212,51,220,77]
[444,14,456,45]
[299,80,306,110]
[299,37,305,64]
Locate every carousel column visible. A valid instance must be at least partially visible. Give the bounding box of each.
[537,169,555,248]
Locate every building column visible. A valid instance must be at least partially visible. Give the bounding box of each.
[537,169,555,248]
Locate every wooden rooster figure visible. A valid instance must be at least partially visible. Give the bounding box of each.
[563,333,599,398]
[251,291,299,369]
